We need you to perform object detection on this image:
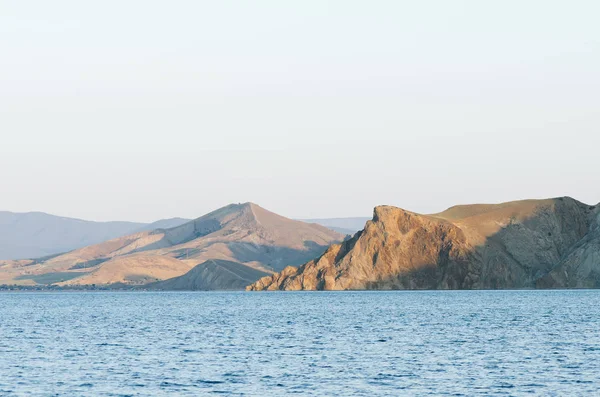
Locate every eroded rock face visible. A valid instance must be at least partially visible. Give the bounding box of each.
[537,209,600,288]
[248,198,600,290]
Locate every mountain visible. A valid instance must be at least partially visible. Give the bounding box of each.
[0,211,190,260]
[248,197,600,290]
[0,203,344,289]
[148,259,271,291]
[299,217,371,235]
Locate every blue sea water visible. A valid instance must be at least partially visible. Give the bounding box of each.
[1,290,599,396]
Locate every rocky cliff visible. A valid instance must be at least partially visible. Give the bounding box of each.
[248,197,600,290]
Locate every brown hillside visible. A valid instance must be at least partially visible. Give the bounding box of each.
[2,203,344,289]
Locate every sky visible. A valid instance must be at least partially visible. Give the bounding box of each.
[1,0,599,222]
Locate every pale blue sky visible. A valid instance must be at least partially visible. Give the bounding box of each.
[1,1,599,222]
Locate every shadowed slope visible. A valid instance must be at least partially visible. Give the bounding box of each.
[148,260,270,290]
[537,206,600,288]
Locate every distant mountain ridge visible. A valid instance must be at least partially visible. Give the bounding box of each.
[0,211,190,260]
[298,217,370,235]
[131,218,191,234]
[249,197,600,291]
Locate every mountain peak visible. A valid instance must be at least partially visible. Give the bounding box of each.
[372,205,422,221]
[2,203,344,288]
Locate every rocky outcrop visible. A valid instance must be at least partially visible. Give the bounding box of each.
[248,197,600,290]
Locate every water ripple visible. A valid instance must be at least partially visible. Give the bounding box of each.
[1,290,600,395]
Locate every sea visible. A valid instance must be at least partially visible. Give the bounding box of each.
[1,290,599,396]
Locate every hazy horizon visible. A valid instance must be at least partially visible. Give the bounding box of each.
[2,1,599,222]
[1,195,598,225]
